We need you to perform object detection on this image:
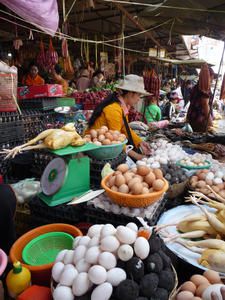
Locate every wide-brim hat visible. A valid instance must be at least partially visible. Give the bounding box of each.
[115,74,150,96]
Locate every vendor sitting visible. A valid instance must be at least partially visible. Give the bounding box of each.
[22,63,45,86]
[87,74,151,161]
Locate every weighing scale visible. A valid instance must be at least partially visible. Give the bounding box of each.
[39,143,100,207]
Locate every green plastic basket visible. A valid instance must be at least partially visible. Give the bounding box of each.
[176,159,211,170]
[86,139,127,160]
[22,232,74,266]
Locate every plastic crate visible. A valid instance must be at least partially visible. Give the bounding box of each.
[19,98,58,111]
[85,196,168,227]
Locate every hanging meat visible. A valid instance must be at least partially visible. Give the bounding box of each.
[143,69,161,99]
[36,41,46,71]
[220,73,225,100]
[199,63,211,95]
[45,39,58,70]
[62,38,74,74]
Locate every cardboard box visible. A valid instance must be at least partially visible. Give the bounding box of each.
[18,84,63,100]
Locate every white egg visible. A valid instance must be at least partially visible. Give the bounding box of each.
[73,245,87,264]
[72,272,92,297]
[52,262,64,282]
[88,235,100,248]
[134,237,150,259]
[55,249,67,263]
[100,236,120,252]
[53,286,74,300]
[136,160,146,166]
[116,226,137,244]
[91,282,113,300]
[76,258,91,273]
[87,224,104,238]
[206,172,215,181]
[63,250,74,265]
[126,222,138,232]
[106,268,127,286]
[202,284,225,300]
[117,244,134,262]
[111,204,120,214]
[213,177,223,185]
[151,162,160,169]
[98,252,117,270]
[59,266,78,286]
[63,264,75,271]
[131,208,141,216]
[101,224,116,238]
[79,236,91,247]
[88,265,107,284]
[85,246,101,264]
[121,207,131,216]
[73,236,82,249]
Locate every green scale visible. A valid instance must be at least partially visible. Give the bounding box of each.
[39,144,100,207]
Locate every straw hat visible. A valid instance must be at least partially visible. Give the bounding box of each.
[115,74,149,96]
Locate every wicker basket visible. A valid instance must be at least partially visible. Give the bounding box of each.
[167,180,188,199]
[101,175,169,208]
[169,264,179,300]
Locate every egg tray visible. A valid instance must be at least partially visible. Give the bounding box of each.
[90,151,127,188]
[19,97,59,111]
[84,195,168,227]
[29,196,86,226]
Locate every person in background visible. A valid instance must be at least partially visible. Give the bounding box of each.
[162,81,171,93]
[181,80,193,106]
[144,96,161,123]
[87,74,151,161]
[88,62,95,79]
[22,63,45,86]
[51,64,68,94]
[187,65,214,132]
[162,94,178,120]
[76,69,91,91]
[90,70,104,89]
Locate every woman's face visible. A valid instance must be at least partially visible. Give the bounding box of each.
[126,92,141,107]
[30,66,38,78]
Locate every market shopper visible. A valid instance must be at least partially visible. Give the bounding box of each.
[22,63,45,86]
[88,74,151,161]
[76,69,91,91]
[0,184,17,254]
[187,64,214,132]
[51,64,68,94]
[90,70,104,89]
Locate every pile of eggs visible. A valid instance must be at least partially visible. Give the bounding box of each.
[52,223,175,300]
[106,164,166,195]
[179,157,209,168]
[161,163,188,185]
[84,126,127,146]
[190,170,225,198]
[88,192,163,219]
[176,270,224,300]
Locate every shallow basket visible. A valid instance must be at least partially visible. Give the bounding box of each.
[176,159,211,170]
[101,175,169,208]
[86,139,127,160]
[22,232,74,266]
[167,179,188,199]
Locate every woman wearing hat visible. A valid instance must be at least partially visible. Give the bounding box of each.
[88,74,151,161]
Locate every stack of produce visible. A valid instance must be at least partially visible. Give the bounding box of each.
[52,223,175,300]
[161,163,188,185]
[176,270,224,300]
[84,127,127,146]
[73,91,110,110]
[190,169,225,198]
[106,164,166,195]
[179,156,210,168]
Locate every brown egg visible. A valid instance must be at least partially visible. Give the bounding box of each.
[176,291,194,300]
[217,183,224,191]
[191,176,199,183]
[202,169,209,173]
[124,172,133,183]
[137,165,150,176]
[149,188,154,193]
[105,132,113,141]
[102,139,111,145]
[118,136,125,142]
[211,185,220,193]
[90,129,98,138]
[114,171,122,176]
[190,274,209,287]
[112,134,119,141]
[196,283,210,297]
[115,174,126,187]
[131,183,143,195]
[142,182,149,188]
[180,281,196,294]
[128,177,142,189]
[108,175,116,188]
[145,172,156,186]
[153,169,163,179]
[98,129,105,135]
[205,179,213,186]
[192,297,202,300]
[197,180,206,188]
[134,175,144,182]
[111,186,118,192]
[118,184,129,194]
[117,164,129,173]
[142,187,149,194]
[152,179,165,191]
[201,188,210,195]
[98,134,105,142]
[198,172,207,180]
[191,182,198,188]
[203,270,222,284]
[131,167,137,174]
[100,126,108,132]
[219,190,225,198]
